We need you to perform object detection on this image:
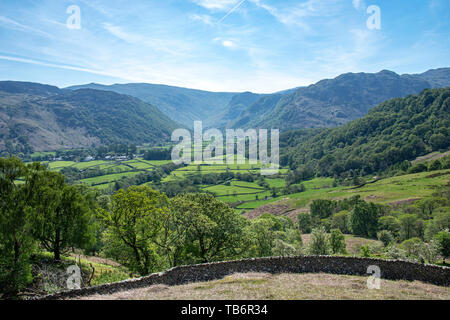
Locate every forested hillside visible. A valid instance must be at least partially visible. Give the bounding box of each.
[0,82,180,155]
[281,87,450,177]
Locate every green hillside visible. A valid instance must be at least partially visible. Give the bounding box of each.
[0,83,180,155]
[281,87,450,177]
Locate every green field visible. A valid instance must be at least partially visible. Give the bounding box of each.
[39,156,288,207]
[236,170,450,211]
[81,171,142,186]
[38,156,449,215]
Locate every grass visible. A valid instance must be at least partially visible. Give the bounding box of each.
[240,169,450,212]
[204,184,263,196]
[80,171,142,185]
[46,161,76,169]
[77,272,450,300]
[265,178,286,188]
[72,160,108,170]
[229,180,265,189]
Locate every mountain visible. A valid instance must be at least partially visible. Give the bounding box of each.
[69,68,449,131]
[411,67,450,88]
[0,82,180,154]
[232,68,450,130]
[209,92,266,128]
[67,83,237,128]
[280,86,450,177]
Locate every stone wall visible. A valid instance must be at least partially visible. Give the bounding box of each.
[35,256,450,300]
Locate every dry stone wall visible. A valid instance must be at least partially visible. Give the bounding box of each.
[35,256,450,300]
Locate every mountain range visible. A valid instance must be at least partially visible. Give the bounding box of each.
[69,68,450,131]
[0,67,449,154]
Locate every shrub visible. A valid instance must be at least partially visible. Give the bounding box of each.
[434,229,450,261]
[384,244,408,260]
[272,239,297,257]
[407,163,428,174]
[330,229,346,254]
[377,230,394,247]
[416,240,440,264]
[400,237,423,256]
[359,244,371,258]
[297,212,312,234]
[330,211,350,234]
[308,226,330,255]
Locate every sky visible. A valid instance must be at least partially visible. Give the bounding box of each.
[0,0,449,93]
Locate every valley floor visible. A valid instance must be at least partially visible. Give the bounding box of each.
[76,272,450,300]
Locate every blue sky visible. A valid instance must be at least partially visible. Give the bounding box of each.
[0,0,449,93]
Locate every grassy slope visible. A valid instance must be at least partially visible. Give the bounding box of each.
[241,170,450,213]
[78,272,450,300]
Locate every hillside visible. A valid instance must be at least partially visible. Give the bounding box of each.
[67,83,237,128]
[233,68,450,130]
[66,68,449,131]
[0,82,180,154]
[280,87,450,176]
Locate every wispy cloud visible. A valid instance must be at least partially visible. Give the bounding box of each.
[0,54,144,81]
[248,0,342,31]
[102,23,191,56]
[190,14,215,26]
[0,16,52,38]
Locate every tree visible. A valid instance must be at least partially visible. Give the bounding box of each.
[378,215,401,237]
[310,200,336,220]
[246,218,276,257]
[424,211,450,241]
[377,230,394,247]
[308,226,330,255]
[330,229,346,254]
[398,214,419,241]
[349,202,379,237]
[169,193,246,263]
[100,186,168,275]
[31,171,94,261]
[331,211,350,234]
[434,230,450,262]
[0,158,36,294]
[297,212,312,233]
[429,133,448,151]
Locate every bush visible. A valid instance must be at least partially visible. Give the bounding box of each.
[272,239,297,257]
[377,230,394,247]
[297,212,312,234]
[400,237,423,256]
[434,229,450,261]
[359,245,371,258]
[384,244,408,260]
[408,163,428,174]
[308,226,330,255]
[330,211,350,234]
[330,229,347,254]
[416,240,440,264]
